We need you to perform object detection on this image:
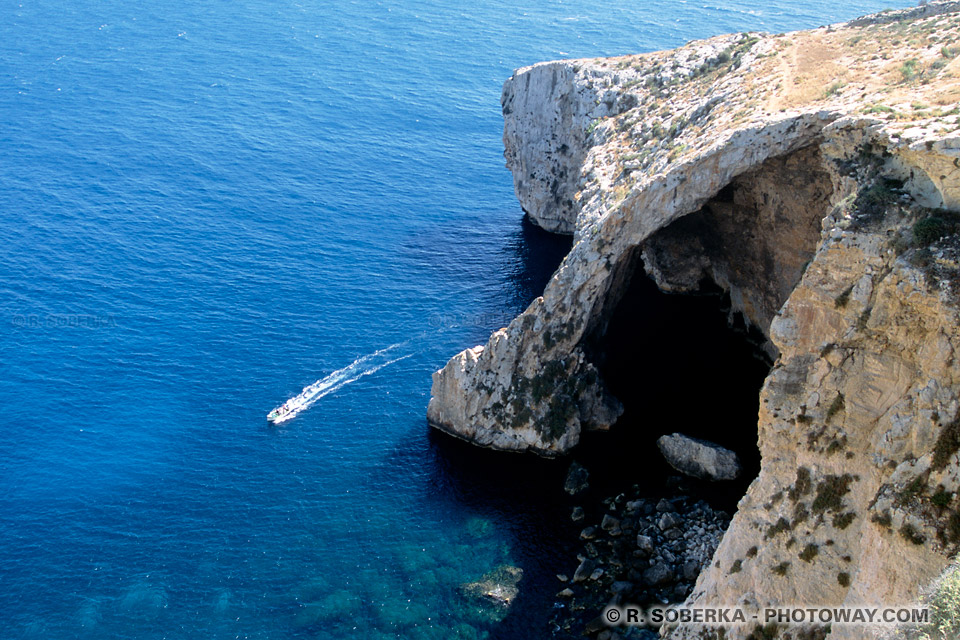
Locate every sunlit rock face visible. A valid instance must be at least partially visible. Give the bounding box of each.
[430,4,960,637]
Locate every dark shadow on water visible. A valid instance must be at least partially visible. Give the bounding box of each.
[399,216,575,638]
[420,264,772,637]
[413,222,771,638]
[370,427,579,639]
[419,216,576,638]
[500,215,573,312]
[425,431,578,639]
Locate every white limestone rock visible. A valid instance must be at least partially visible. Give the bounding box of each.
[657,433,742,481]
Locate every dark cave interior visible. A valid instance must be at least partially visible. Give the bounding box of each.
[578,255,773,508]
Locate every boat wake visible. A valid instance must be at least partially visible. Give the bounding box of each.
[267,343,411,423]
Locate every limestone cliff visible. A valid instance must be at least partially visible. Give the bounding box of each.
[429,3,960,637]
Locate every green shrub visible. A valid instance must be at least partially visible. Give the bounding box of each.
[833,512,856,530]
[812,474,855,513]
[900,523,926,545]
[766,517,792,539]
[900,58,921,81]
[752,623,781,640]
[772,562,790,576]
[543,394,576,441]
[855,179,901,220]
[837,572,851,587]
[793,502,810,525]
[914,216,948,244]
[790,467,812,501]
[948,511,960,544]
[834,286,853,308]
[824,81,845,98]
[668,116,687,137]
[921,564,960,640]
[827,436,848,454]
[872,511,893,529]
[899,475,928,504]
[932,488,953,508]
[863,104,896,114]
[932,415,960,471]
[826,394,846,421]
[799,543,819,562]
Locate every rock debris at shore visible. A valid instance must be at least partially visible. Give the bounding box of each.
[553,486,729,638]
[430,2,960,638]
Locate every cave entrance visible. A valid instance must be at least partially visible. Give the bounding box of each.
[578,260,771,507]
[575,144,833,507]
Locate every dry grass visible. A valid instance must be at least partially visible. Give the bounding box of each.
[573,8,960,201]
[752,15,960,115]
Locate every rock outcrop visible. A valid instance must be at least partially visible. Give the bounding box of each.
[429,3,960,638]
[459,565,523,609]
[657,433,742,481]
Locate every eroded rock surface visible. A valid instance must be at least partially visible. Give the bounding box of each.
[657,433,742,481]
[430,4,960,638]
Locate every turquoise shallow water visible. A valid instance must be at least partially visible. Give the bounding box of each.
[0,0,910,638]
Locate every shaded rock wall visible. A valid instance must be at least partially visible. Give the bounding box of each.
[642,144,833,357]
[429,5,960,637]
[673,120,960,639]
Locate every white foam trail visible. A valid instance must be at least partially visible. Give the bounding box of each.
[268,344,411,423]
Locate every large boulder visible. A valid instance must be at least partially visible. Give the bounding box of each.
[459,565,523,608]
[563,460,590,495]
[656,433,741,481]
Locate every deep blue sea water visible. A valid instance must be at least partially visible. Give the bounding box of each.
[1,1,911,638]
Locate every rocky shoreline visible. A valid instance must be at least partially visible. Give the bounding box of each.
[551,464,731,639]
[430,3,960,637]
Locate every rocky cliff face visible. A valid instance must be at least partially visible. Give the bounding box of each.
[429,3,960,637]
[674,118,960,639]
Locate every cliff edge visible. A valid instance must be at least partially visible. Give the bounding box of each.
[429,3,960,637]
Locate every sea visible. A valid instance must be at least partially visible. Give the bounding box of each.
[0,1,910,638]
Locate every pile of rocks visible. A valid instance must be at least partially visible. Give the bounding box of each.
[551,488,730,638]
